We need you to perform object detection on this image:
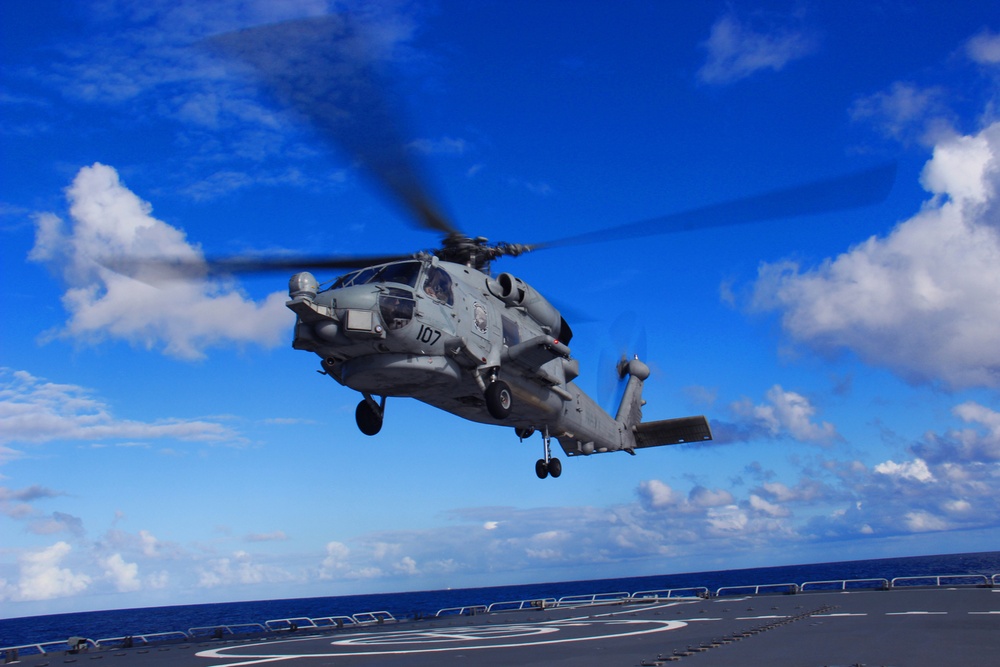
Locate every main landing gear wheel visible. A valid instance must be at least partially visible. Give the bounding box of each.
[485,380,512,419]
[355,399,383,436]
[535,457,562,479]
[535,427,561,479]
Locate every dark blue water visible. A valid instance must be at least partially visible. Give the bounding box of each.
[2,551,997,649]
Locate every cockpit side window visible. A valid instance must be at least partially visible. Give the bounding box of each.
[378,287,416,330]
[422,266,454,306]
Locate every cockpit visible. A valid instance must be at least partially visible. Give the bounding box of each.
[321,260,458,331]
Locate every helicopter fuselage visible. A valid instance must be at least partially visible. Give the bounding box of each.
[285,257,633,462]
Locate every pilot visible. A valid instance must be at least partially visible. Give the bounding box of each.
[423,268,453,305]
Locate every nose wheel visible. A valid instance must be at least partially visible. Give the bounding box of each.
[534,429,561,479]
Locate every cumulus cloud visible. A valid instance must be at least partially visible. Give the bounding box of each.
[102,553,141,592]
[698,11,817,84]
[0,368,240,445]
[874,458,934,483]
[750,121,1000,389]
[12,542,92,601]
[912,401,1000,463]
[29,164,290,360]
[719,385,838,444]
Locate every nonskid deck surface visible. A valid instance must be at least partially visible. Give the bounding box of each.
[10,587,998,667]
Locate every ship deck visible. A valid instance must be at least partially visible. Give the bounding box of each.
[6,585,998,666]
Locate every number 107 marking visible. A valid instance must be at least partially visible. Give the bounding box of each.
[416,324,441,345]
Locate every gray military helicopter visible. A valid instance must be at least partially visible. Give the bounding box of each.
[157,16,895,478]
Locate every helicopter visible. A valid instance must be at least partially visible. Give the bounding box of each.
[283,236,714,479]
[138,15,896,479]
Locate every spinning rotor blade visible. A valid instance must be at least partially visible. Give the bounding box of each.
[199,252,418,273]
[206,15,457,236]
[529,162,897,251]
[103,252,416,282]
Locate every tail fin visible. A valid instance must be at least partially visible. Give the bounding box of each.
[616,356,713,449]
[615,356,650,426]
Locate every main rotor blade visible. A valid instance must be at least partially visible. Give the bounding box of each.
[205,15,457,235]
[531,162,897,251]
[202,253,418,273]
[102,253,415,283]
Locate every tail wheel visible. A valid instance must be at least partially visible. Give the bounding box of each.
[355,400,383,436]
[485,380,512,419]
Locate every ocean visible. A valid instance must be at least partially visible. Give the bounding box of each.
[2,550,998,650]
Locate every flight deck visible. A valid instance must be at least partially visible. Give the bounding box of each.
[6,581,997,666]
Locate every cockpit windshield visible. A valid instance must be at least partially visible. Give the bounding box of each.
[330,261,421,290]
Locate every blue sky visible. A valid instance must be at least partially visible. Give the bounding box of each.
[2,0,999,618]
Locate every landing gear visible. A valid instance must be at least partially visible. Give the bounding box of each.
[485,380,512,419]
[534,428,561,479]
[355,394,385,436]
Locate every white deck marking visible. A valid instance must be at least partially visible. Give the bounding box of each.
[813,613,867,617]
[885,611,947,615]
[197,613,686,665]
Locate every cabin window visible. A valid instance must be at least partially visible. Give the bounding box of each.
[378,288,416,330]
[502,315,520,347]
[422,267,454,306]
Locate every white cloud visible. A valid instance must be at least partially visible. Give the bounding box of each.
[30,164,290,360]
[904,510,949,532]
[637,479,683,509]
[0,368,240,445]
[15,542,92,601]
[750,121,1000,389]
[706,505,748,533]
[966,29,1000,65]
[913,401,1000,463]
[394,556,418,575]
[728,385,838,444]
[689,486,735,508]
[698,11,816,85]
[850,82,948,142]
[749,494,790,517]
[198,551,297,588]
[319,541,350,580]
[102,553,141,592]
[874,458,935,483]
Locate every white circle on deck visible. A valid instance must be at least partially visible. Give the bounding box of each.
[197,617,687,662]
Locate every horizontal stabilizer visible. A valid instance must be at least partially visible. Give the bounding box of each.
[633,416,712,449]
